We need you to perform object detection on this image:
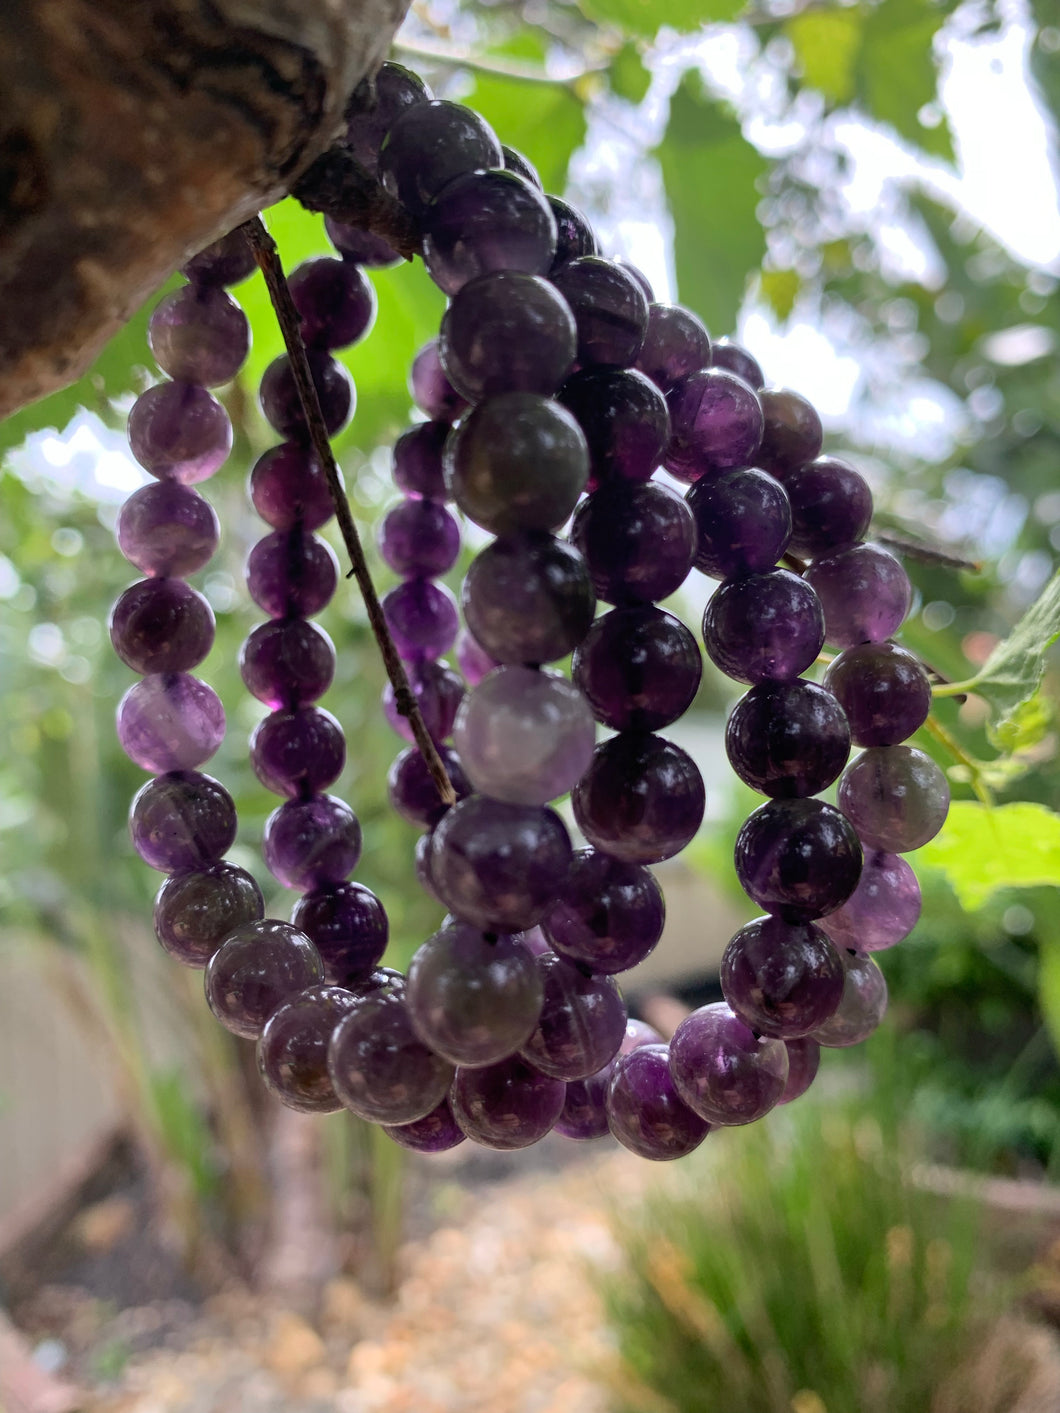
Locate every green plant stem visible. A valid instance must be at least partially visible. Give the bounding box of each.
[931,677,981,698]
[923,712,994,806]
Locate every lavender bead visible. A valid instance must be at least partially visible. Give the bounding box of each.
[669,1002,789,1125]
[345,61,432,172]
[664,368,764,483]
[148,285,250,386]
[456,628,499,686]
[711,339,764,389]
[756,388,824,476]
[607,1044,710,1161]
[383,659,465,744]
[129,771,236,873]
[423,169,557,296]
[259,352,353,442]
[701,569,825,685]
[382,578,459,662]
[519,953,627,1081]
[548,197,598,270]
[246,530,338,620]
[542,848,665,975]
[818,851,922,953]
[622,1019,665,1053]
[378,99,503,217]
[409,340,469,423]
[384,1098,467,1153]
[249,443,335,532]
[182,229,256,287]
[804,543,912,649]
[837,745,950,853]
[720,915,845,1039]
[439,271,576,402]
[779,1037,821,1104]
[288,257,377,350]
[204,920,323,1040]
[570,480,696,606]
[387,744,471,829]
[461,533,595,666]
[735,798,863,919]
[291,881,389,986]
[116,481,219,578]
[686,467,793,580]
[572,606,702,733]
[154,862,264,969]
[811,951,888,1047]
[263,794,362,891]
[110,578,215,675]
[325,216,401,269]
[450,1055,566,1150]
[635,303,712,392]
[257,985,359,1113]
[250,706,346,798]
[117,672,225,773]
[823,641,932,747]
[240,619,335,708]
[550,256,649,370]
[329,985,455,1124]
[128,382,232,483]
[393,420,450,499]
[378,498,460,578]
[572,732,705,866]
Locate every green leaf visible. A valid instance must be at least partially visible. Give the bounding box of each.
[918,801,1060,911]
[856,0,953,161]
[655,73,768,337]
[759,268,801,322]
[786,8,865,104]
[465,71,587,197]
[963,567,1060,736]
[579,0,743,41]
[610,42,652,104]
[1040,936,1060,1062]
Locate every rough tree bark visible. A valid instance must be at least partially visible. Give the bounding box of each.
[0,0,412,420]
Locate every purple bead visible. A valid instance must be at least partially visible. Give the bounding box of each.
[259,352,353,442]
[117,672,225,773]
[246,530,338,620]
[409,341,469,424]
[756,388,823,476]
[182,229,256,287]
[204,920,323,1039]
[606,1044,710,1160]
[384,1098,467,1153]
[804,543,912,648]
[451,1055,566,1150]
[429,795,573,932]
[249,443,335,532]
[383,659,464,744]
[570,480,696,606]
[823,641,931,747]
[379,99,503,217]
[148,285,250,386]
[686,467,793,580]
[407,923,544,1068]
[116,482,219,578]
[701,569,826,685]
[725,679,851,798]
[325,216,401,269]
[818,850,921,953]
[542,848,665,975]
[423,170,557,297]
[550,256,649,369]
[837,745,950,853]
[387,744,471,828]
[572,733,705,866]
[345,61,432,172]
[291,881,389,986]
[572,606,702,733]
[502,144,541,187]
[378,498,460,577]
[461,533,596,666]
[711,339,764,389]
[455,628,499,686]
[415,829,444,903]
[664,369,764,483]
[612,258,655,303]
[128,382,232,483]
[329,985,455,1124]
[258,984,359,1113]
[780,456,873,558]
[734,798,863,919]
[263,794,363,891]
[779,1037,820,1104]
[110,578,215,675]
[288,257,377,350]
[720,915,845,1039]
[520,953,627,1081]
[153,862,264,969]
[811,951,888,1047]
[636,303,712,392]
[393,420,450,500]
[439,271,576,403]
[557,368,671,490]
[250,706,346,798]
[382,578,459,662]
[129,771,236,873]
[622,1019,664,1053]
[556,1067,612,1141]
[240,619,335,708]
[548,197,598,270]
[452,667,596,806]
[669,1002,789,1125]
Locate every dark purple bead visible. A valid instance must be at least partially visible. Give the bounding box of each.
[557,368,670,490]
[556,1067,612,1141]
[393,420,450,499]
[520,954,627,1080]
[711,339,764,389]
[818,850,921,953]
[804,543,912,648]
[288,257,377,350]
[128,382,232,483]
[263,794,363,891]
[779,1037,820,1104]
[387,744,471,828]
[572,732,705,866]
[240,619,335,708]
[461,533,596,666]
[345,61,432,172]
[382,578,459,662]
[455,628,499,686]
[669,1002,789,1126]
[451,1055,566,1150]
[429,796,573,932]
[636,303,712,392]
[550,256,649,369]
[292,880,389,986]
[117,672,225,773]
[423,169,557,296]
[204,920,323,1039]
[129,771,236,873]
[757,388,823,476]
[148,284,250,387]
[378,497,460,577]
[502,145,542,187]
[548,197,598,270]
[154,862,264,969]
[383,659,465,744]
[725,679,851,798]
[780,456,873,558]
[572,606,702,733]
[686,467,793,580]
[249,443,335,532]
[720,915,845,1039]
[542,847,665,975]
[325,216,401,268]
[570,480,695,606]
[110,578,215,675]
[837,745,950,854]
[250,706,346,798]
[415,829,444,903]
[182,228,256,287]
[664,368,764,482]
[734,798,863,919]
[612,258,655,303]
[116,481,219,578]
[384,1098,467,1153]
[259,352,353,442]
[409,340,469,424]
[329,985,455,1124]
[811,951,888,1047]
[824,641,931,747]
[701,569,825,684]
[245,530,338,620]
[258,984,359,1113]
[439,272,577,403]
[606,1044,710,1160]
[379,99,503,216]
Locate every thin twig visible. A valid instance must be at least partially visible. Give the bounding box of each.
[241,216,456,808]
[392,37,600,87]
[290,149,421,262]
[875,531,982,573]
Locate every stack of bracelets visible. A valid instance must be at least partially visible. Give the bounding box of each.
[107,62,950,1162]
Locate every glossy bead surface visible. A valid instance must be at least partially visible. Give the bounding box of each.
[383,1098,466,1153]
[409,340,469,424]
[249,443,334,532]
[393,420,450,499]
[811,951,888,1047]
[258,985,359,1112]
[383,659,465,744]
[450,1055,566,1150]
[423,169,557,296]
[378,498,461,578]
[204,920,323,1040]
[379,99,503,216]
[329,985,455,1124]
[818,850,922,953]
[148,284,250,386]
[734,798,863,919]
[182,229,256,287]
[263,794,363,891]
[824,642,932,747]
[128,382,232,483]
[542,848,665,975]
[781,455,873,558]
[711,339,764,388]
[387,744,470,829]
[804,543,912,648]
[116,482,219,578]
[636,303,711,392]
[549,256,649,369]
[117,672,225,773]
[439,271,576,402]
[153,863,264,969]
[288,257,377,350]
[382,578,459,662]
[129,771,236,873]
[519,953,627,1080]
[570,480,696,606]
[756,388,823,475]
[725,679,850,798]
[557,368,671,489]
[291,881,389,987]
[110,578,215,675]
[572,733,705,865]
[246,531,338,620]
[572,606,702,733]
[259,352,353,441]
[548,197,598,268]
[686,467,792,580]
[606,1045,710,1161]
[664,369,763,482]
[240,619,335,709]
[720,915,845,1039]
[779,1037,821,1104]
[669,1003,789,1126]
[250,706,346,798]
[701,569,825,685]
[462,533,595,666]
[837,746,950,853]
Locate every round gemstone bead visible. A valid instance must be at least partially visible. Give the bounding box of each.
[148,284,250,386]
[439,271,576,402]
[249,705,346,798]
[329,984,455,1124]
[259,352,353,442]
[502,145,541,186]
[572,606,702,733]
[555,1067,612,1141]
[450,1055,566,1150]
[613,258,654,303]
[263,794,362,891]
[382,578,459,662]
[779,1036,821,1104]
[378,99,503,217]
[557,368,671,490]
[110,578,215,675]
[423,169,557,296]
[635,303,712,392]
[720,915,845,1039]
[249,443,335,532]
[345,60,431,172]
[756,388,824,475]
[246,530,338,620]
[204,920,323,1039]
[455,628,499,686]
[823,641,932,747]
[409,340,469,424]
[542,848,665,974]
[240,619,335,708]
[818,850,921,953]
[701,569,826,684]
[725,679,851,798]
[325,216,401,268]
[288,257,377,350]
[182,229,256,287]
[128,382,232,483]
[606,1044,710,1161]
[383,659,464,744]
[780,456,873,558]
[519,954,627,1081]
[710,339,764,388]
[570,480,696,606]
[393,420,450,499]
[407,923,544,1067]
[258,984,359,1112]
[117,672,225,773]
[153,862,264,969]
[429,796,573,932]
[734,798,863,919]
[549,256,649,369]
[378,498,461,577]
[686,467,793,580]
[548,197,598,269]
[383,1098,466,1153]
[116,481,219,578]
[387,744,471,828]
[461,533,595,666]
[129,771,236,873]
[291,881,389,987]
[811,951,888,1047]
[669,1002,789,1126]
[572,732,705,866]
[837,745,950,853]
[664,368,764,482]
[453,666,596,806]
[804,542,912,649]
